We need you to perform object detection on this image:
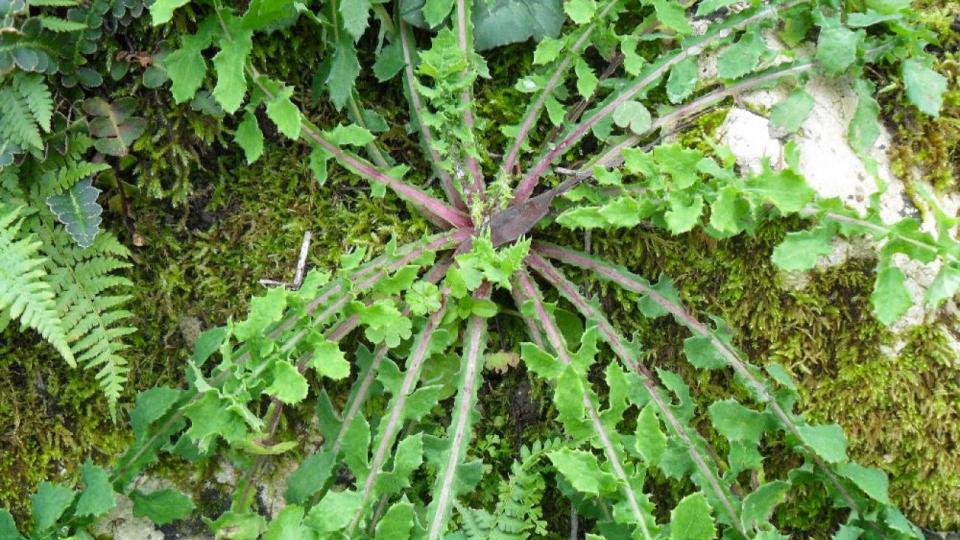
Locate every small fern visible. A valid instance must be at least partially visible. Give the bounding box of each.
[0,72,52,151]
[38,219,133,410]
[3,136,134,413]
[0,204,74,365]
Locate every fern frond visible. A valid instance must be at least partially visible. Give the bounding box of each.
[0,205,74,365]
[0,85,43,149]
[13,73,53,132]
[38,220,133,414]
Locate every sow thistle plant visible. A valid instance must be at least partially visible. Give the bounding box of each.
[3,0,955,538]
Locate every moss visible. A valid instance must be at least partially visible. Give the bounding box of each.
[0,337,132,520]
[881,2,960,194]
[545,218,960,529]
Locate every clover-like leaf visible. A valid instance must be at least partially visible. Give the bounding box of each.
[46,178,103,248]
[83,97,147,156]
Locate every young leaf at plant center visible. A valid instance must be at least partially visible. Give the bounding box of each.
[45,178,103,248]
[902,59,947,117]
[130,489,195,525]
[665,193,704,234]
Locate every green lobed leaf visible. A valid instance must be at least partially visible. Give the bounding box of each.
[902,59,947,117]
[770,88,814,133]
[375,499,415,539]
[340,0,371,41]
[837,463,891,505]
[666,56,698,104]
[424,0,455,27]
[150,0,190,25]
[670,492,716,540]
[683,336,726,369]
[635,402,666,465]
[815,19,859,74]
[263,505,308,540]
[613,100,651,135]
[235,111,264,164]
[323,123,375,146]
[574,57,598,98]
[717,29,766,80]
[771,227,834,271]
[871,264,912,325]
[266,86,302,140]
[708,399,768,443]
[796,423,848,463]
[746,166,814,214]
[311,339,350,380]
[665,193,704,234]
[848,78,880,156]
[741,481,791,530]
[184,392,249,452]
[926,265,960,307]
[304,490,362,533]
[30,482,76,531]
[547,448,616,495]
[327,39,361,109]
[265,361,309,404]
[650,0,691,34]
[234,286,287,341]
[75,460,115,517]
[563,0,596,24]
[212,29,253,114]
[130,489,195,525]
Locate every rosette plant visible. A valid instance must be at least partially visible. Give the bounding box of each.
[3,0,954,537]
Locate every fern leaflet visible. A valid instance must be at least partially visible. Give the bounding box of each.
[0,204,74,365]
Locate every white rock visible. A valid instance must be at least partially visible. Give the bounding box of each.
[93,494,164,540]
[716,108,783,173]
[716,71,960,333]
